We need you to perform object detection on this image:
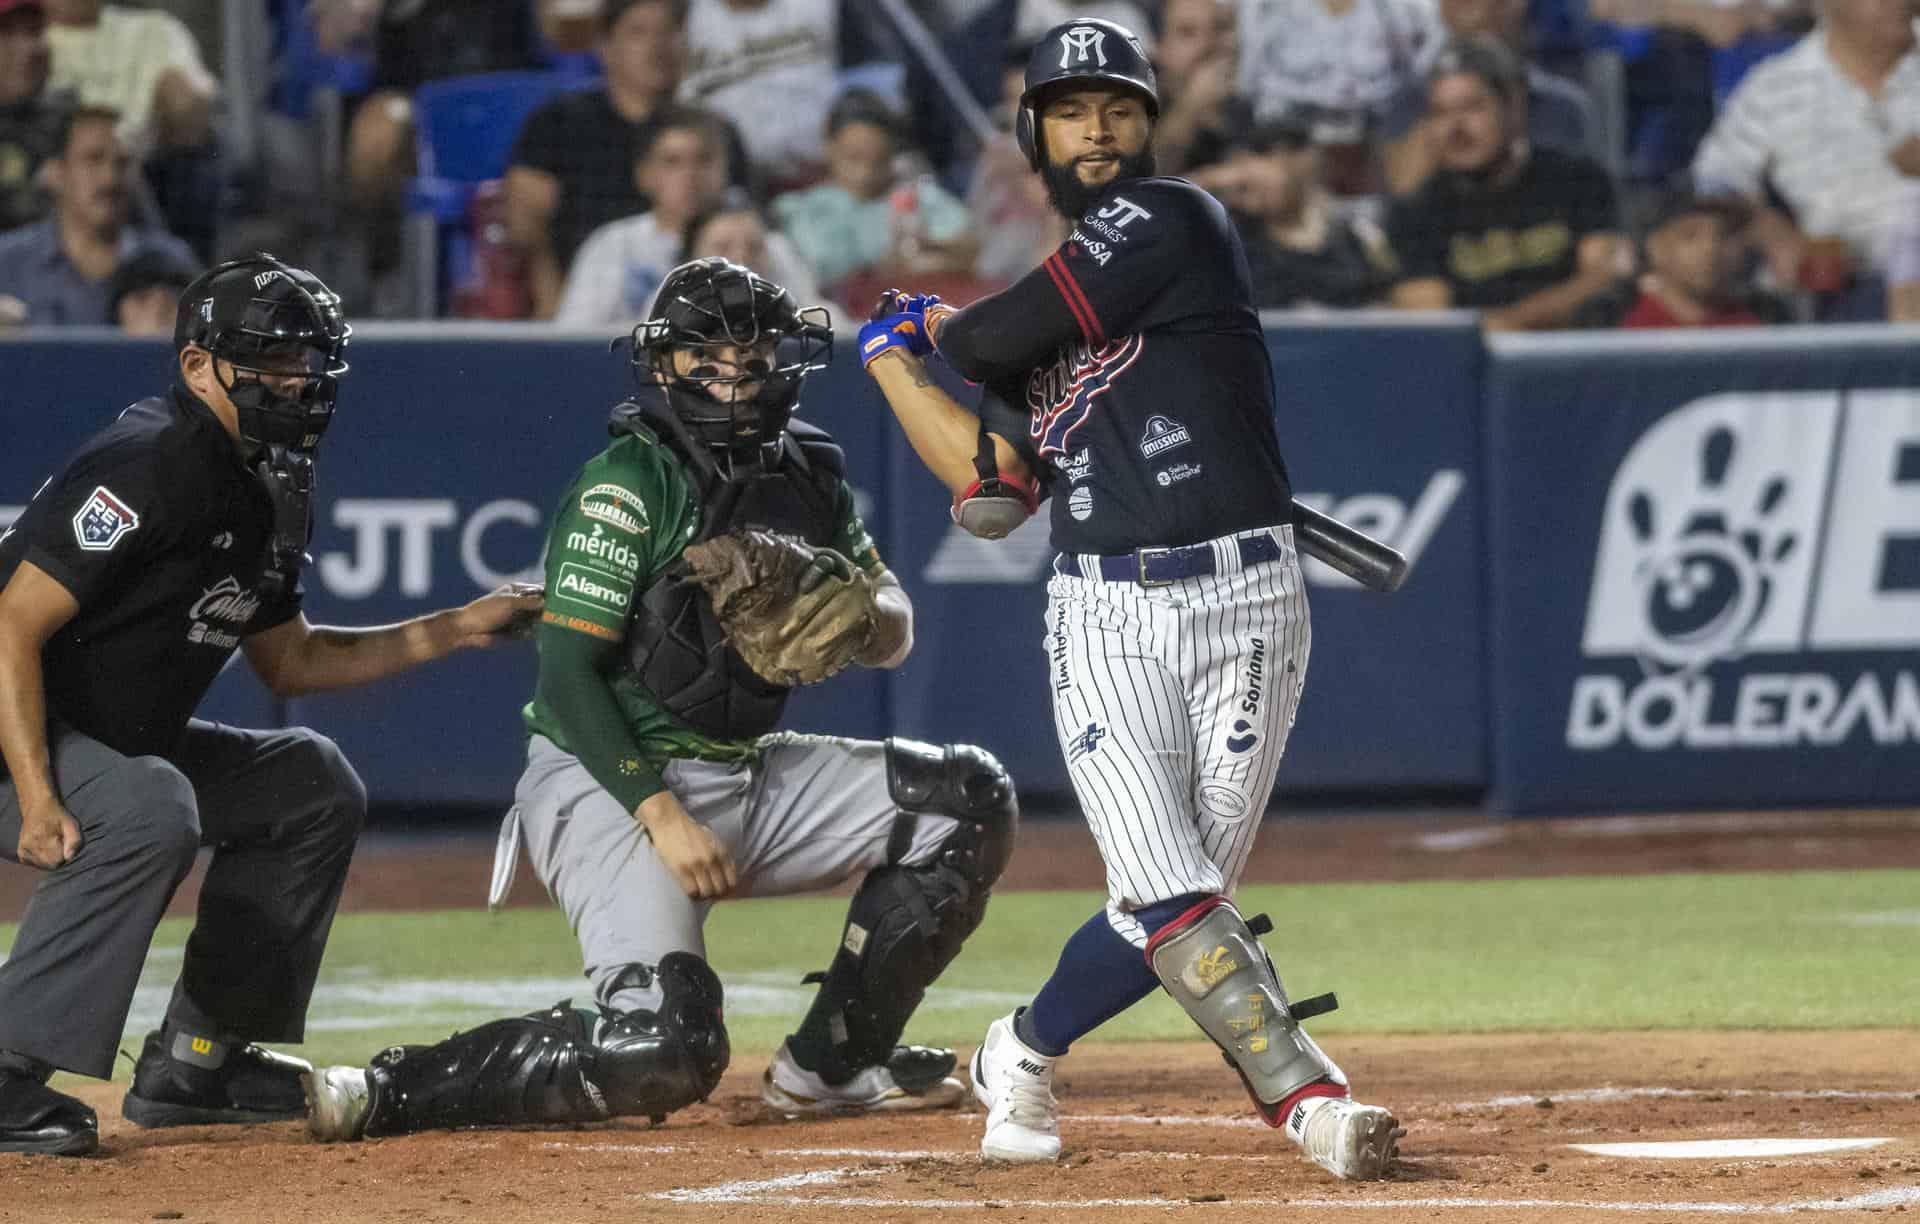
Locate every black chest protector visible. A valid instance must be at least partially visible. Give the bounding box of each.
[614,395,848,741]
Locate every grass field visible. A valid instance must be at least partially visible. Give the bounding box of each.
[10,868,1918,1080]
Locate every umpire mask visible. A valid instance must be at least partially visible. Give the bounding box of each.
[624,257,831,468]
[175,253,352,453]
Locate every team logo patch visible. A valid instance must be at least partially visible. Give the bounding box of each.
[1199,783,1249,822]
[554,562,630,614]
[1068,485,1095,521]
[72,485,140,552]
[1139,415,1192,459]
[1028,335,1145,459]
[190,575,264,626]
[579,483,649,535]
[1058,24,1107,67]
[1157,462,1202,487]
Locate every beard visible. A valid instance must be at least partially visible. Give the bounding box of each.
[1041,146,1157,220]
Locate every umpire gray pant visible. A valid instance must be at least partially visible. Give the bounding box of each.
[0,720,367,1079]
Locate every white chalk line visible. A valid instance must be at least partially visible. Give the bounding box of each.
[1455,1086,1920,1110]
[547,1142,1285,1164]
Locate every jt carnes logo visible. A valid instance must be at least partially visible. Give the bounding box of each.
[1026,334,1145,459]
[1569,390,1920,751]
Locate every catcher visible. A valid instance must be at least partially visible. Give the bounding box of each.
[302,257,1017,1140]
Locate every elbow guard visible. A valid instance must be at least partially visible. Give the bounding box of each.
[952,475,1038,539]
[951,421,1038,539]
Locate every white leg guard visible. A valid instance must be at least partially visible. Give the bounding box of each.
[1144,896,1347,1127]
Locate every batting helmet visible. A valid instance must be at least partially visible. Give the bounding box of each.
[1016,18,1159,171]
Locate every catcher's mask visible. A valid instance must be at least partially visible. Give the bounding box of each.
[622,257,832,468]
[174,252,351,452]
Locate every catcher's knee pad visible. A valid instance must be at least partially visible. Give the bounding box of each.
[361,952,728,1135]
[883,736,1018,888]
[1145,896,1347,1127]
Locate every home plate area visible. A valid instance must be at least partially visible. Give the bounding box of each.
[17,1031,1920,1222]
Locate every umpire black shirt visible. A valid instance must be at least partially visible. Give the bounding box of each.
[936,176,1295,556]
[0,387,301,761]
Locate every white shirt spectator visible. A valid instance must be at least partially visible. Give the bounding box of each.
[1237,0,1442,127]
[1012,0,1157,56]
[682,0,839,183]
[557,211,822,328]
[1693,21,1920,272]
[45,5,216,158]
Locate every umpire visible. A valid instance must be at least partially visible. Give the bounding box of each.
[0,253,541,1156]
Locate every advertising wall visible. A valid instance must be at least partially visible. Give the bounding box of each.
[1484,328,1920,812]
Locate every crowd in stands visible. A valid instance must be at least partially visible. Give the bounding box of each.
[1,0,1918,333]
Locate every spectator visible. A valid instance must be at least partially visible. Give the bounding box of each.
[1380,0,1596,194]
[967,42,1068,285]
[1386,38,1626,328]
[0,105,195,325]
[652,199,826,319]
[1691,0,1920,316]
[102,241,195,333]
[1236,0,1444,188]
[554,106,734,327]
[343,0,549,212]
[0,0,63,233]
[1580,184,1784,325]
[1014,0,1156,57]
[509,0,691,319]
[771,89,973,290]
[1154,0,1251,174]
[682,0,840,188]
[1198,116,1397,308]
[42,0,214,156]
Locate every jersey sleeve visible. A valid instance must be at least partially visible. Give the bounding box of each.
[1385,193,1449,283]
[827,480,883,573]
[933,179,1201,382]
[10,441,164,607]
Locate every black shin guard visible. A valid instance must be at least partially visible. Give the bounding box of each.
[789,739,1017,1082]
[363,953,729,1134]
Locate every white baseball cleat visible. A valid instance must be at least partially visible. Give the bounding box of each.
[303,1066,372,1143]
[969,1012,1062,1163]
[760,1041,965,1117]
[1284,1093,1403,1180]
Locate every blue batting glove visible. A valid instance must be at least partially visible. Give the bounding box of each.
[858,312,934,368]
[868,289,943,322]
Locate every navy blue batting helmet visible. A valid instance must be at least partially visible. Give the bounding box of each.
[1016,18,1159,171]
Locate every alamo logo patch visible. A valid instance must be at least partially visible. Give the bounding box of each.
[579,483,649,535]
[554,562,629,614]
[72,485,140,552]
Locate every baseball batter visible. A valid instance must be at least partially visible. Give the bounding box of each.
[303,258,1017,1141]
[858,19,1401,1179]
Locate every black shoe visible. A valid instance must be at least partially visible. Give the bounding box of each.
[0,1069,98,1156]
[120,1030,312,1128]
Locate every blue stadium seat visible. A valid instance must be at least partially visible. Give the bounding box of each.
[403,70,586,315]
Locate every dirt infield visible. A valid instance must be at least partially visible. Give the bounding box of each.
[3,808,1917,1220]
[10,1031,1916,1222]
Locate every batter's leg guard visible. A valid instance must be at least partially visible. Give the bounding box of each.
[353,952,728,1136]
[787,739,1018,1082]
[1144,896,1347,1128]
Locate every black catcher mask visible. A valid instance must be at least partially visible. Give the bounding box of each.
[174,252,351,452]
[624,257,831,464]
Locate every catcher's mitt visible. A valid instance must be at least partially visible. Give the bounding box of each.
[681,529,879,687]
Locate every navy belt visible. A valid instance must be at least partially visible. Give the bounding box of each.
[1056,532,1283,587]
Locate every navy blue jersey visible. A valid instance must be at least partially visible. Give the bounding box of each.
[0,389,301,760]
[937,176,1294,554]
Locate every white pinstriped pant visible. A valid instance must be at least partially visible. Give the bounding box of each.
[1044,524,1311,947]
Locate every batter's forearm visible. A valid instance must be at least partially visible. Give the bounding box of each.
[869,352,994,496]
[0,633,57,807]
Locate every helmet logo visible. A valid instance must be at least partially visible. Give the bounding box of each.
[1059,26,1107,68]
[252,269,286,289]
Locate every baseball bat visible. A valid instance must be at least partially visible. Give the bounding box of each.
[1290,499,1408,594]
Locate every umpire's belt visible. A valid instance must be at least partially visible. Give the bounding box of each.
[1054,531,1283,588]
